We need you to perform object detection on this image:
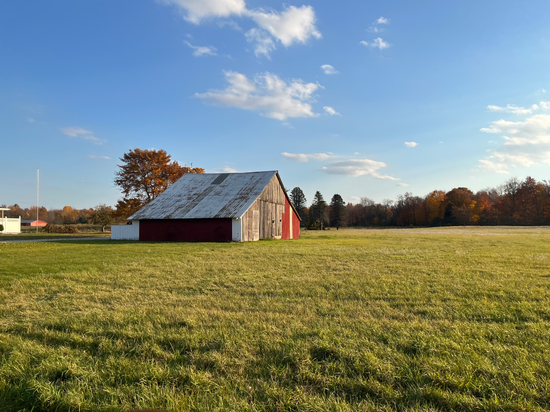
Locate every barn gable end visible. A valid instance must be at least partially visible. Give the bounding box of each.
[241,174,286,241]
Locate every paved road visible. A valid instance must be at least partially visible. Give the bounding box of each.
[0,237,109,243]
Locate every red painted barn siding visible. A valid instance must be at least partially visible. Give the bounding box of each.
[292,211,300,239]
[139,219,232,242]
[281,196,300,240]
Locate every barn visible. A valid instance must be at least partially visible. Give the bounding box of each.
[112,171,300,242]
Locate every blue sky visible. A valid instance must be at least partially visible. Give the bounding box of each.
[2,0,550,209]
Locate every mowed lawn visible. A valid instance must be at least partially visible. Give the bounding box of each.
[1,228,549,412]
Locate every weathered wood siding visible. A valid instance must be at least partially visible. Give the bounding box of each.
[241,175,285,241]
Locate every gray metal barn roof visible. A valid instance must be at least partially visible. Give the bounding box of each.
[129,171,278,220]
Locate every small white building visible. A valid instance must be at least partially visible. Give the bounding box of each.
[0,208,21,234]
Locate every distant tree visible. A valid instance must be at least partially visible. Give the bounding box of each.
[329,194,348,229]
[90,204,114,232]
[28,206,49,222]
[290,187,308,226]
[309,191,329,230]
[114,148,204,218]
[424,190,446,226]
[5,204,24,219]
[444,187,475,225]
[61,205,79,224]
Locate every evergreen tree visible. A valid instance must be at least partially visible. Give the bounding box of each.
[309,191,329,230]
[290,187,308,226]
[329,194,348,228]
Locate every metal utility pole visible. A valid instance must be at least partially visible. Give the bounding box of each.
[37,168,39,233]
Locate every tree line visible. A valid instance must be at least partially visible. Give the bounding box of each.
[4,147,550,229]
[0,204,117,232]
[290,176,550,228]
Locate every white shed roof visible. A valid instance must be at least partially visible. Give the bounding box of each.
[129,171,278,220]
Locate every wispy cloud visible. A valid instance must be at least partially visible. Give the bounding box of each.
[245,28,276,58]
[184,41,217,56]
[404,141,418,147]
[320,64,338,75]
[282,151,400,180]
[87,155,111,160]
[360,38,390,50]
[195,71,322,121]
[323,106,341,116]
[27,117,35,123]
[487,104,538,115]
[478,159,510,174]
[216,165,239,173]
[397,183,409,187]
[217,20,242,31]
[368,16,389,33]
[282,152,338,162]
[61,127,104,145]
[322,159,399,180]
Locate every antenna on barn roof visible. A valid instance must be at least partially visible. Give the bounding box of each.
[36,168,39,233]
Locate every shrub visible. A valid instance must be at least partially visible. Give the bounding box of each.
[41,224,80,234]
[0,224,4,232]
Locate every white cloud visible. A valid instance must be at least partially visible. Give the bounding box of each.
[61,127,104,145]
[248,5,321,47]
[540,101,550,110]
[487,104,539,115]
[404,141,418,147]
[282,152,338,162]
[478,159,509,174]
[27,117,35,123]
[160,1,321,58]
[323,106,341,116]
[397,183,409,187]
[321,64,338,75]
[282,151,400,181]
[360,38,390,50]
[322,158,399,180]
[158,0,246,24]
[195,71,321,120]
[368,16,389,32]
[216,165,238,172]
[245,28,276,58]
[479,113,550,173]
[184,41,217,56]
[87,155,111,160]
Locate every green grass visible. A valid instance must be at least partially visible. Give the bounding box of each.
[0,233,109,241]
[1,227,549,411]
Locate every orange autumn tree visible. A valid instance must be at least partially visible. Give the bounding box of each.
[114,148,204,219]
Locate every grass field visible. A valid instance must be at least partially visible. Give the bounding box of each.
[0,233,110,241]
[1,227,549,411]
